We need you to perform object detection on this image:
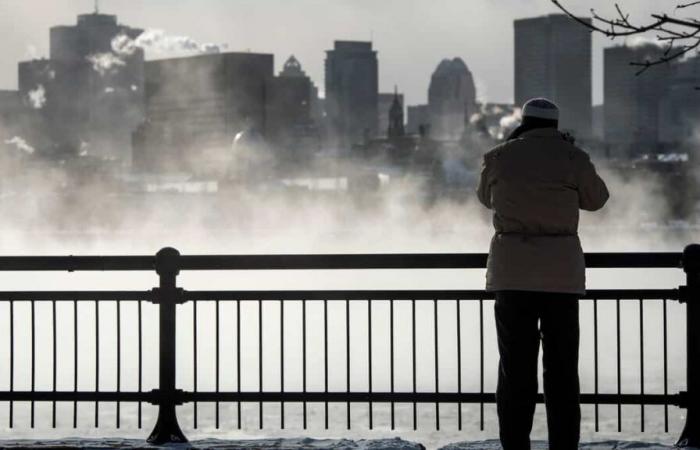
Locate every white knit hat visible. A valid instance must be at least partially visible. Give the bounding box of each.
[522,98,559,121]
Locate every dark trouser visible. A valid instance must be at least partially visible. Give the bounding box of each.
[495,290,581,450]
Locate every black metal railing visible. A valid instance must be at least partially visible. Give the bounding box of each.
[0,245,699,446]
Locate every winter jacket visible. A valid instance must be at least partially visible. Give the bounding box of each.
[477,127,609,295]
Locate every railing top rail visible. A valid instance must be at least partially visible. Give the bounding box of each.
[0,252,682,272]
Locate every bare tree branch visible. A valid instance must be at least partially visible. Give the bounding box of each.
[551,0,700,76]
[677,1,700,10]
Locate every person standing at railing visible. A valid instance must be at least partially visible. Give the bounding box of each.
[477,98,609,450]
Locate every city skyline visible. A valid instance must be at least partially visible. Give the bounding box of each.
[0,0,672,106]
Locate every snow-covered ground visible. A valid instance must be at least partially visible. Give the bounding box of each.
[0,437,698,449]
[0,437,425,449]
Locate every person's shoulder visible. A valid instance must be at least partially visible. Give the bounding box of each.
[567,143,592,163]
[483,141,511,162]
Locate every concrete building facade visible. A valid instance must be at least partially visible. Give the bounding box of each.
[514,14,592,138]
[428,58,477,141]
[604,44,670,156]
[325,41,378,147]
[134,52,273,174]
[18,12,144,164]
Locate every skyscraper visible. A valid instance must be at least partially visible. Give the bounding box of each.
[514,14,592,138]
[19,12,144,163]
[134,52,273,174]
[428,58,477,141]
[266,56,319,152]
[325,41,378,147]
[604,43,670,155]
[658,53,700,146]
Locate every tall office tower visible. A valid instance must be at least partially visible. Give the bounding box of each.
[275,56,322,126]
[325,41,378,147]
[604,44,670,156]
[266,56,319,152]
[19,12,144,163]
[659,53,700,146]
[514,14,592,138]
[134,52,273,174]
[378,91,404,137]
[428,57,476,141]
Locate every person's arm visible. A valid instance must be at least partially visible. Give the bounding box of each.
[576,151,609,211]
[477,153,493,209]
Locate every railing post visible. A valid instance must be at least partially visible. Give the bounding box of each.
[678,243,700,447]
[147,247,187,444]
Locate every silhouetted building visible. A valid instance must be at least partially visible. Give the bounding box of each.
[278,55,322,124]
[659,53,700,146]
[0,90,27,139]
[266,56,321,160]
[406,104,429,135]
[387,89,405,138]
[18,12,144,164]
[325,41,378,147]
[134,52,273,174]
[592,104,604,141]
[514,14,592,138]
[378,91,404,137]
[428,58,477,141]
[604,44,670,156]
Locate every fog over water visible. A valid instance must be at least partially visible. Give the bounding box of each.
[0,162,696,449]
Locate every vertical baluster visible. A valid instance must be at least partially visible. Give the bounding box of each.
[280,299,285,430]
[479,298,484,431]
[456,299,462,431]
[73,299,78,428]
[31,299,35,429]
[216,299,220,429]
[594,298,599,432]
[663,298,669,433]
[616,298,622,432]
[324,298,329,430]
[52,299,57,428]
[639,298,645,432]
[193,300,198,429]
[237,300,241,430]
[138,300,143,429]
[302,299,307,430]
[346,298,351,430]
[116,300,121,429]
[302,299,307,429]
[412,298,417,431]
[390,299,395,430]
[368,299,373,430]
[9,299,14,428]
[259,299,263,430]
[95,300,99,428]
[433,298,439,430]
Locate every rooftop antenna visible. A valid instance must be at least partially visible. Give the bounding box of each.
[94,0,99,13]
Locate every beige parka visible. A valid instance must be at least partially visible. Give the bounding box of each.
[477,127,609,295]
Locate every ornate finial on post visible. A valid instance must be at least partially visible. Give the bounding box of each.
[678,244,700,447]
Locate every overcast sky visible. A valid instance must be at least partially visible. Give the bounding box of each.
[0,0,680,106]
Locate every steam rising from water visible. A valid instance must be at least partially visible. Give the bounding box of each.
[27,84,46,109]
[87,52,126,76]
[4,136,35,154]
[112,29,229,58]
